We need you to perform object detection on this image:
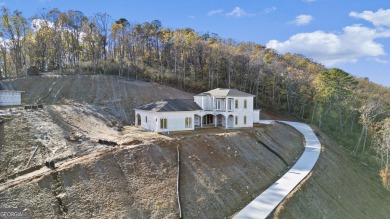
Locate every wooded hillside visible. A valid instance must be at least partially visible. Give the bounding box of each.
[0,7,389,189]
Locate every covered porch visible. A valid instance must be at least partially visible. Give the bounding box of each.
[194,113,234,128]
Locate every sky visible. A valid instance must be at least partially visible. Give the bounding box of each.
[1,0,390,87]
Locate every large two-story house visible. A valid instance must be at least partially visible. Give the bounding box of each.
[134,88,260,132]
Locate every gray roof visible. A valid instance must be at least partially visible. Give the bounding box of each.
[136,99,202,112]
[197,88,254,97]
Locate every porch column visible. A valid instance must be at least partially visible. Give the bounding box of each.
[225,115,228,128]
[214,115,217,127]
[201,115,203,128]
[225,98,228,112]
[135,114,138,126]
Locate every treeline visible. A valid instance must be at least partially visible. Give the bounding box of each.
[0,7,389,189]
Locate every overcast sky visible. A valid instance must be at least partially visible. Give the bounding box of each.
[2,0,390,87]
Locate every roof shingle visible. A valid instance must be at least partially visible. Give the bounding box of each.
[136,99,202,112]
[197,88,253,97]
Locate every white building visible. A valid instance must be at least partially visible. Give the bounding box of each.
[0,90,24,106]
[135,88,260,132]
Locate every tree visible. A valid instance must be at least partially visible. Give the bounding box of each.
[31,18,53,71]
[111,18,130,76]
[66,10,86,72]
[94,12,112,74]
[374,118,390,190]
[0,7,28,76]
[46,8,65,73]
[315,68,357,133]
[354,99,385,154]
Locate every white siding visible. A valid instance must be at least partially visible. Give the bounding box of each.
[194,95,213,111]
[135,110,197,132]
[0,91,22,106]
[253,109,260,123]
[231,96,253,128]
[194,96,203,109]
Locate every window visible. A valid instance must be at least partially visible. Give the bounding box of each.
[235,100,238,109]
[235,116,238,125]
[185,117,192,128]
[160,118,167,129]
[244,100,247,109]
[215,99,222,110]
[244,116,247,125]
[228,99,233,111]
[145,116,148,123]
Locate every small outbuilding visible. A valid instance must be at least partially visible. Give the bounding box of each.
[0,90,24,106]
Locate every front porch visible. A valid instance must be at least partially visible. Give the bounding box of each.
[194,113,235,129]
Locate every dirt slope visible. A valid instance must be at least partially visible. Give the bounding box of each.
[2,74,192,124]
[0,75,304,218]
[0,123,303,218]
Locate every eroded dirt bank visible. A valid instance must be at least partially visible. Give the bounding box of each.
[1,74,193,124]
[0,121,303,218]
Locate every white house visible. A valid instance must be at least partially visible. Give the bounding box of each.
[0,90,24,106]
[135,88,260,132]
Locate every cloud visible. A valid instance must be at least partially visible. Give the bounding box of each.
[226,7,255,17]
[350,8,390,27]
[290,14,313,26]
[0,2,6,6]
[188,15,195,19]
[263,7,277,14]
[367,57,389,64]
[303,0,317,2]
[0,37,10,48]
[207,9,224,16]
[266,25,387,66]
[31,19,54,32]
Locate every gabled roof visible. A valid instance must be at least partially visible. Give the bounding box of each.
[196,88,254,97]
[136,99,202,112]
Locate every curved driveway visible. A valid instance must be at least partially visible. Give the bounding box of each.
[233,121,321,219]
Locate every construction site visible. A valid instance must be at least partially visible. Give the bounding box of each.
[1,74,390,218]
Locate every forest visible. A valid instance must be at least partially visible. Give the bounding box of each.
[0,7,389,189]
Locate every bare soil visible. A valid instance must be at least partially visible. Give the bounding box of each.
[0,118,303,218]
[2,74,192,124]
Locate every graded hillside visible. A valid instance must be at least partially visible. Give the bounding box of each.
[0,74,304,218]
[0,118,304,218]
[0,74,192,124]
